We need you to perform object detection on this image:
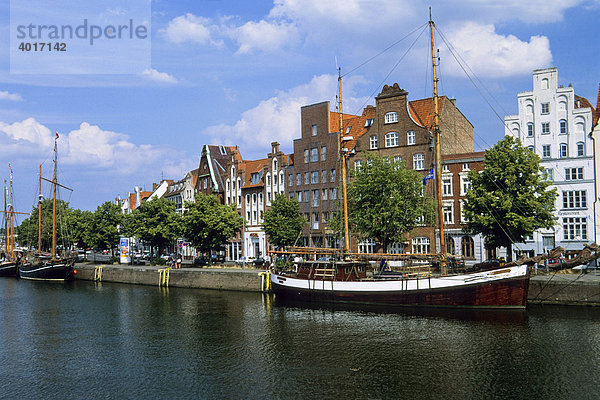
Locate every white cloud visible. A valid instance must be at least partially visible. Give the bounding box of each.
[203,74,369,158]
[0,90,23,102]
[231,20,299,54]
[141,68,178,84]
[162,13,219,45]
[442,22,552,78]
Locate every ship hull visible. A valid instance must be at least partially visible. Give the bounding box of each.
[0,262,18,277]
[271,265,529,309]
[19,259,75,282]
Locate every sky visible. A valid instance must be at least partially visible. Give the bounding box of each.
[0,0,599,214]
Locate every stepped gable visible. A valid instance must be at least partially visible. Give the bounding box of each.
[377,83,407,98]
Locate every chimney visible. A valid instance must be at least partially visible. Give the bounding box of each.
[271,141,280,153]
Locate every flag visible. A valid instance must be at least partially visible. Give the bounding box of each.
[422,168,434,185]
[55,131,59,139]
[8,163,12,179]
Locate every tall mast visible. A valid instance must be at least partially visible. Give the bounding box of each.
[9,168,14,259]
[3,179,8,257]
[338,68,350,255]
[52,132,58,260]
[38,164,42,260]
[429,10,446,275]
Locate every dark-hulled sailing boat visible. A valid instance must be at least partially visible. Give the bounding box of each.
[269,14,530,309]
[19,132,75,281]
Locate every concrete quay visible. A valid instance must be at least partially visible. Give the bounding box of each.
[74,263,600,306]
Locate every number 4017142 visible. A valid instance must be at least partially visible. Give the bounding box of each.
[18,42,66,51]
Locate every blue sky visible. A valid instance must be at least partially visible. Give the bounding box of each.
[1,0,599,212]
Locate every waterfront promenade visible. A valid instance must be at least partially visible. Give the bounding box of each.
[74,263,600,306]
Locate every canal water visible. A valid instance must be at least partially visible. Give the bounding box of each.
[1,278,599,400]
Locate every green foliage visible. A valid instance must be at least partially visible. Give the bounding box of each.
[87,201,123,250]
[151,257,166,266]
[127,197,181,254]
[463,136,557,260]
[16,198,76,251]
[345,153,435,250]
[262,194,306,248]
[181,192,243,254]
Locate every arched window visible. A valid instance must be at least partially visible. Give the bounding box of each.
[445,237,455,255]
[385,132,399,147]
[461,236,474,259]
[559,119,567,135]
[559,143,568,158]
[384,112,398,124]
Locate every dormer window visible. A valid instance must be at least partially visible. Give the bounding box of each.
[384,112,398,124]
[364,119,374,127]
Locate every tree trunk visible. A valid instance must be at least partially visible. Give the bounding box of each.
[506,242,513,262]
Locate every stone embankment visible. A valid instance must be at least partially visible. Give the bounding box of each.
[75,263,600,306]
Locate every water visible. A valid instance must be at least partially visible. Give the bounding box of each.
[1,279,599,400]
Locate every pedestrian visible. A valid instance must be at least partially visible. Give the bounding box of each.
[176,254,182,269]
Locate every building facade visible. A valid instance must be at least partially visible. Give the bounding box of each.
[505,67,596,256]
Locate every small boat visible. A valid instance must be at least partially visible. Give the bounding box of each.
[269,13,529,309]
[19,132,76,282]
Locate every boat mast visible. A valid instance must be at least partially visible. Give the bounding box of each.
[338,68,351,255]
[38,164,42,260]
[52,132,57,260]
[429,10,446,275]
[8,166,14,259]
[3,179,8,258]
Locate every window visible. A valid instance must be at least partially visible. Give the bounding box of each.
[246,194,250,206]
[541,103,549,114]
[443,201,454,224]
[462,163,470,171]
[304,172,309,185]
[322,170,327,183]
[364,118,374,127]
[289,191,294,199]
[545,168,553,181]
[312,189,319,207]
[322,188,328,200]
[460,174,471,196]
[412,237,430,254]
[288,174,293,186]
[577,142,585,157]
[565,167,583,181]
[413,153,425,170]
[331,188,337,200]
[266,173,271,186]
[563,217,587,240]
[559,143,568,158]
[527,145,534,152]
[384,111,398,124]
[541,122,550,135]
[311,124,317,136]
[311,171,319,184]
[370,135,378,149]
[527,123,534,137]
[385,132,399,147]
[563,191,586,209]
[304,149,309,163]
[461,236,474,258]
[303,190,309,203]
[297,191,303,202]
[310,148,318,162]
[559,119,567,135]
[331,169,336,182]
[355,160,362,170]
[358,239,376,254]
[321,146,327,161]
[312,212,320,230]
[542,145,551,159]
[442,176,452,196]
[407,130,416,145]
[296,173,301,186]
[394,155,402,163]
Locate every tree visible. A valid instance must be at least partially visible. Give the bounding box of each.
[344,153,435,252]
[69,208,93,250]
[16,198,76,252]
[263,194,305,248]
[88,201,123,255]
[463,136,557,261]
[127,197,181,256]
[181,193,243,255]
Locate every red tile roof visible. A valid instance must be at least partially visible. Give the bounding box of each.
[330,111,359,134]
[242,158,268,188]
[408,96,448,129]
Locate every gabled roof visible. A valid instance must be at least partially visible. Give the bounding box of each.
[593,84,600,127]
[342,106,375,151]
[329,111,359,134]
[242,158,268,188]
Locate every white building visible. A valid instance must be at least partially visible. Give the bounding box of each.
[505,67,596,257]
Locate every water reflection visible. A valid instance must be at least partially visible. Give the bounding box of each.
[1,279,599,399]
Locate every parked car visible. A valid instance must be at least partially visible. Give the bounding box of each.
[253,257,265,267]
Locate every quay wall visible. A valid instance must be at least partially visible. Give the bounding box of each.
[75,264,600,306]
[75,264,265,292]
